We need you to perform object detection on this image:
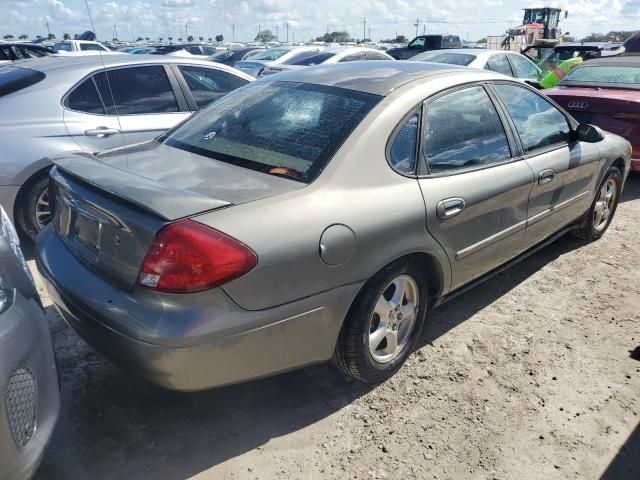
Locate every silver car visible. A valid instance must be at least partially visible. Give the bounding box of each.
[36,62,631,391]
[0,55,252,240]
[411,48,543,84]
[0,207,59,480]
[234,46,324,77]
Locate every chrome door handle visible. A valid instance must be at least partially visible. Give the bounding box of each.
[436,198,466,219]
[539,169,556,185]
[84,127,120,137]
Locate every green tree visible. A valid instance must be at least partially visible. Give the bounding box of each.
[136,36,143,41]
[208,37,212,42]
[63,33,70,40]
[168,36,173,42]
[19,34,28,40]
[47,33,55,40]
[158,37,163,42]
[215,34,224,42]
[187,35,194,42]
[562,35,576,42]
[3,34,14,40]
[199,36,204,41]
[178,37,183,42]
[315,31,352,43]
[477,37,487,44]
[145,37,150,41]
[255,29,277,43]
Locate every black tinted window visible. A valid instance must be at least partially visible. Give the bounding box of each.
[19,46,49,58]
[494,83,570,153]
[178,65,248,109]
[186,47,202,55]
[424,86,511,173]
[340,52,367,62]
[0,48,10,61]
[486,55,513,76]
[288,53,335,65]
[94,66,179,115]
[0,67,45,97]
[67,78,104,114]
[366,51,390,60]
[389,114,419,174]
[166,81,380,182]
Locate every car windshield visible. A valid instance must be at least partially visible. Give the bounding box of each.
[165,81,381,182]
[564,65,640,85]
[212,50,235,59]
[250,48,291,61]
[287,52,335,65]
[53,42,72,51]
[412,51,476,65]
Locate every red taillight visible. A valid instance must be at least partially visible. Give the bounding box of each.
[137,220,257,294]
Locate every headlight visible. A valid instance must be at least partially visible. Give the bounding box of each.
[0,272,12,314]
[0,206,34,285]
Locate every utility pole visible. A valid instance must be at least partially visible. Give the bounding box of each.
[423,24,426,34]
[185,23,189,39]
[414,18,420,37]
[232,24,235,41]
[276,24,279,40]
[43,19,51,37]
[368,27,371,41]
[258,24,261,37]
[286,22,289,42]
[363,17,366,42]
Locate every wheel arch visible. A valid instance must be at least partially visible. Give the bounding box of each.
[13,164,52,226]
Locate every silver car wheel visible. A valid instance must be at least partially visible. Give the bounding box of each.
[369,275,419,364]
[593,178,616,232]
[35,188,51,231]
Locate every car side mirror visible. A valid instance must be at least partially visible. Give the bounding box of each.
[576,124,604,143]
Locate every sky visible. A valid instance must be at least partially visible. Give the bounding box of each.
[1,0,639,42]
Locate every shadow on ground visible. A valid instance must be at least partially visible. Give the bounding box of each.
[33,174,639,480]
[600,422,640,480]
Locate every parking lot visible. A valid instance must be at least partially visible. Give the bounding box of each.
[26,172,639,480]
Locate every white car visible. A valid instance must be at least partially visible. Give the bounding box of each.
[52,39,117,54]
[234,46,324,77]
[411,48,542,84]
[261,47,394,76]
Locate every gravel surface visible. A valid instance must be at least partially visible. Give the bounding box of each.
[32,174,640,480]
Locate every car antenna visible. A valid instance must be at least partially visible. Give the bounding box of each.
[82,0,130,169]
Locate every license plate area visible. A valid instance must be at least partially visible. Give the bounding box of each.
[73,210,101,255]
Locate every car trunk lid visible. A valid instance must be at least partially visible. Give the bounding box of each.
[50,144,303,290]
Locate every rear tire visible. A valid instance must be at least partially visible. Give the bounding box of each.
[16,172,51,241]
[572,166,622,242]
[332,260,428,384]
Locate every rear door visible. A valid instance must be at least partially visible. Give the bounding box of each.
[63,64,191,152]
[416,84,534,289]
[485,54,514,77]
[491,82,601,245]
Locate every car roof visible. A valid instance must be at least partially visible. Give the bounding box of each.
[8,54,249,78]
[262,61,471,96]
[579,56,640,67]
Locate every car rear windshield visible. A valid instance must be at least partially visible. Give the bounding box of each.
[165,81,381,182]
[413,51,475,66]
[250,48,291,61]
[0,67,45,97]
[564,66,640,86]
[287,52,335,65]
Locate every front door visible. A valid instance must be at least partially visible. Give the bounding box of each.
[491,83,601,245]
[417,84,534,290]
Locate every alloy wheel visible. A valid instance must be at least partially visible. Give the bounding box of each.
[35,188,51,231]
[368,275,419,364]
[593,178,617,232]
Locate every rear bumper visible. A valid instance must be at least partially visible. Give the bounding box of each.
[0,292,60,480]
[36,226,362,391]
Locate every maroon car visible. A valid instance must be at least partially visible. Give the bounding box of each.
[546,57,640,171]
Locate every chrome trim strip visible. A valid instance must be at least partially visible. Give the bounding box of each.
[527,191,590,227]
[456,219,527,260]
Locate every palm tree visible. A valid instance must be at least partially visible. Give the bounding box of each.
[19,34,28,40]
[47,33,55,40]
[63,33,70,40]
[177,37,183,42]
[168,36,173,43]
[158,37,163,42]
[199,36,203,42]
[208,37,212,42]
[3,34,14,40]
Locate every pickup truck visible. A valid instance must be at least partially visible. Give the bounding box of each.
[386,34,462,60]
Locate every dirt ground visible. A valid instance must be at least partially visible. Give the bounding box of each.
[30,174,639,480]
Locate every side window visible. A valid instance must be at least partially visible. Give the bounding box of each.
[178,66,248,109]
[389,114,419,174]
[493,83,570,154]
[366,51,390,61]
[20,47,47,58]
[508,55,539,80]
[340,52,367,62]
[0,48,10,60]
[186,46,202,55]
[203,47,217,55]
[423,86,511,174]
[486,55,513,76]
[80,43,104,51]
[409,37,426,49]
[94,66,179,115]
[66,78,105,114]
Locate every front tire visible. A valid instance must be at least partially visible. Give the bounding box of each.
[572,166,622,242]
[16,172,51,241]
[332,260,428,383]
